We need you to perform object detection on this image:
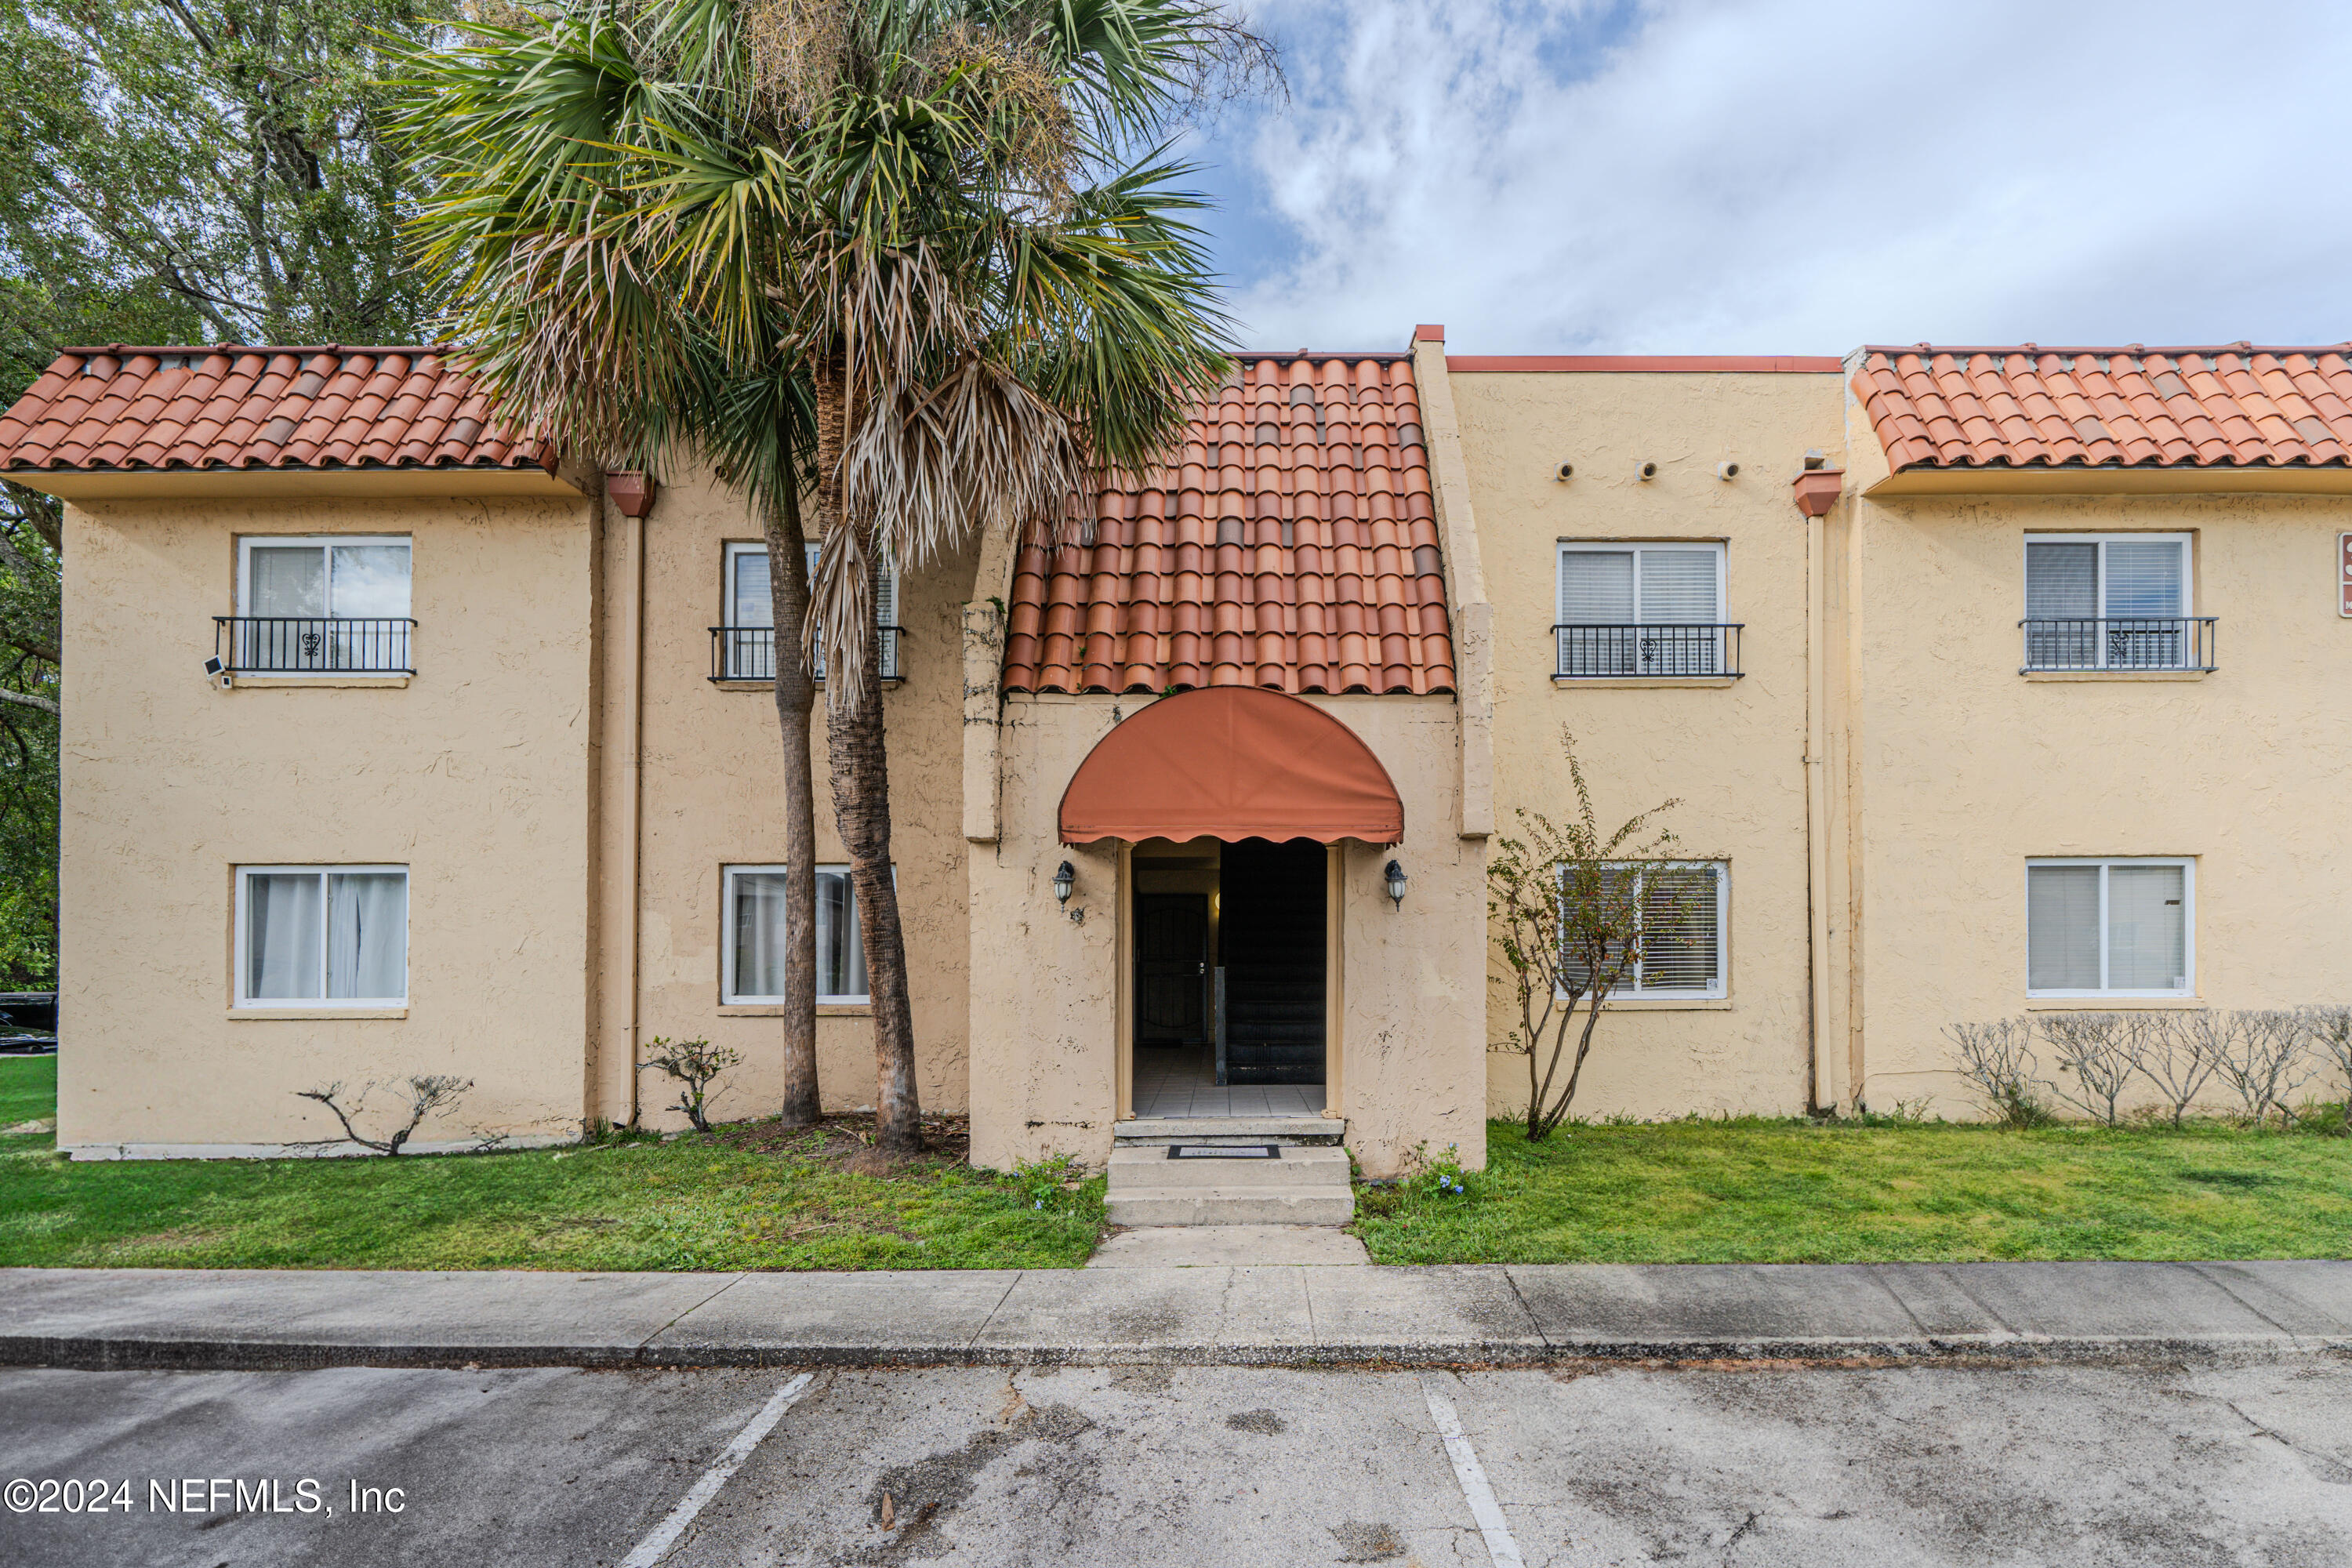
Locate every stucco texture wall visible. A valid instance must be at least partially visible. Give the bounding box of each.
[968,691,1483,1178]
[624,467,972,1128]
[1450,370,1847,1120]
[57,492,599,1152]
[1845,484,2352,1116]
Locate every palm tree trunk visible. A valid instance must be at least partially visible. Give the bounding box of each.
[811,368,923,1154]
[762,479,821,1127]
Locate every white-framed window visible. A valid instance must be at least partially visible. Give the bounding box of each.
[723,863,870,1004]
[1555,542,1728,676]
[720,542,899,681]
[234,866,409,1007]
[1560,860,1728,1000]
[2023,533,2194,669]
[234,535,413,672]
[2026,858,2193,996]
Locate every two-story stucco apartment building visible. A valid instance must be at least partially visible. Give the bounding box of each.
[3,328,2347,1172]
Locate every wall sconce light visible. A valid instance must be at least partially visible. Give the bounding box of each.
[1053,860,1076,907]
[1385,858,1407,909]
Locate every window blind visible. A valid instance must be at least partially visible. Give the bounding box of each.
[1559,862,1724,998]
[1559,550,1635,624]
[2027,864,2100,990]
[1639,864,1721,992]
[2106,863,2186,990]
[2027,861,2189,993]
[2103,540,2185,616]
[2024,543,2096,619]
[1637,549,1719,624]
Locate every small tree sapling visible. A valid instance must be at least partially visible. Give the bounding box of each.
[1487,731,1699,1142]
[640,1036,742,1134]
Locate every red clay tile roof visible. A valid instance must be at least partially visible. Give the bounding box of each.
[1002,354,1454,696]
[1853,344,2352,471]
[0,347,556,475]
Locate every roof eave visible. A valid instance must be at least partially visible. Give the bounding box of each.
[9,463,583,502]
[1865,463,2352,498]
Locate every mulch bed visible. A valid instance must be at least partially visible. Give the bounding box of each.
[700,1112,974,1174]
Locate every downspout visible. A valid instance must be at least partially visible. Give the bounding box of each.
[1793,463,1843,1114]
[607,472,659,1127]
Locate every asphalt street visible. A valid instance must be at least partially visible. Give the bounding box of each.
[5,1358,2352,1566]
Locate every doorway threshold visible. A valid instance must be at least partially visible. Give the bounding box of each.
[1114,1115,1345,1145]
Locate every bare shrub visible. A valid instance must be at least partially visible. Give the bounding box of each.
[2035,1013,2139,1126]
[2209,1010,2319,1128]
[294,1076,476,1156]
[2303,1006,2352,1131]
[1944,1018,2046,1127]
[2124,1012,2223,1127]
[641,1036,743,1134]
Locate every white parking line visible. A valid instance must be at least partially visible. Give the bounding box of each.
[1420,1376,1526,1568]
[620,1373,815,1568]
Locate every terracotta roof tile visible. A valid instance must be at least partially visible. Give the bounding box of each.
[1854,344,2352,471]
[0,347,557,476]
[1001,354,1454,697]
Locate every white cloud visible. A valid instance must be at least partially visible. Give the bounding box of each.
[1200,0,2352,353]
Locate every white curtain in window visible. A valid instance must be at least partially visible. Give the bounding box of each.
[326,872,408,1000]
[246,873,323,1000]
[818,870,868,999]
[2027,866,2101,989]
[249,546,326,616]
[732,871,788,999]
[2107,864,2185,990]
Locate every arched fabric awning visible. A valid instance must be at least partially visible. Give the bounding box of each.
[1058,687,1404,846]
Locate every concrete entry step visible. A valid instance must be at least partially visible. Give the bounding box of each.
[1108,1143,1350,1192]
[1105,1186,1356,1227]
[1113,1116,1344,1145]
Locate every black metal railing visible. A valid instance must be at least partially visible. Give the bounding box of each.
[1554,623,1743,679]
[214,617,416,674]
[2020,617,2216,673]
[710,625,902,683]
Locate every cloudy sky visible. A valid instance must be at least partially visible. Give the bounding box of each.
[1178,0,2352,355]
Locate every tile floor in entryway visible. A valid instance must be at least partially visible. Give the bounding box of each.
[1131,1044,1325,1118]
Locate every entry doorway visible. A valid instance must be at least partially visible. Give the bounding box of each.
[1129,837,1330,1118]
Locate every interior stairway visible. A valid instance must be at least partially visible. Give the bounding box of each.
[1105,1116,1354,1226]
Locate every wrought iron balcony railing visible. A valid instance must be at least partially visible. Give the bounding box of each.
[214,617,416,675]
[2020,617,2216,673]
[1554,622,1743,679]
[710,625,902,684]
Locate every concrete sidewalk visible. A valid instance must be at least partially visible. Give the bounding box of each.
[4,1260,2350,1371]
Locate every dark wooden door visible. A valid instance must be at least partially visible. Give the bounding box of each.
[1135,895,1209,1044]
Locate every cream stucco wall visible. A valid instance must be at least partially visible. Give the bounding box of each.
[1842,460,2352,1115]
[1450,369,1847,1119]
[618,470,973,1129]
[967,691,1486,1178]
[58,491,601,1152]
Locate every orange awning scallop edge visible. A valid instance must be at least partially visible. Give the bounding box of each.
[1058,687,1403,847]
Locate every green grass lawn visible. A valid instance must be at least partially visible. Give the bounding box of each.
[1354,1118,2352,1265]
[0,1058,1101,1270]
[11,1055,2352,1270]
[0,1052,54,1129]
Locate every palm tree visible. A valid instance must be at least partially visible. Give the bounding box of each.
[405,0,1271,1153]
[398,9,831,1126]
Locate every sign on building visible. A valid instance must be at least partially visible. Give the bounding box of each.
[2343,532,2352,618]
